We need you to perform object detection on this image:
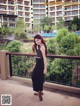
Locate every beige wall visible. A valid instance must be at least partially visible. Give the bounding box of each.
[0,50,9,80]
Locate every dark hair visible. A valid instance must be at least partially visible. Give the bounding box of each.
[32,34,47,55]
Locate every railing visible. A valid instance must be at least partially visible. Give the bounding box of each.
[6,52,80,88]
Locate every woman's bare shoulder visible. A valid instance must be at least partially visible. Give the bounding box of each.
[40,44,45,50]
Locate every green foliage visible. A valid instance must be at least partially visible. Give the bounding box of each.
[56,28,69,43]
[56,18,65,30]
[15,32,27,40]
[70,17,80,31]
[14,19,27,39]
[0,26,10,38]
[41,17,52,32]
[33,19,42,32]
[71,24,77,31]
[46,37,56,54]
[46,59,73,85]
[51,25,56,31]
[46,28,80,85]
[43,25,50,33]
[7,40,22,52]
[6,40,35,77]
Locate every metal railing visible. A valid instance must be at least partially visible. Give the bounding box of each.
[6,52,80,87]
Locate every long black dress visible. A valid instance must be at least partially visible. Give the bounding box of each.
[31,45,44,92]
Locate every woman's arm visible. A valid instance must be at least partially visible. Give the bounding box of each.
[32,45,36,54]
[41,45,47,74]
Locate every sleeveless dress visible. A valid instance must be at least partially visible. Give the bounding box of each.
[31,45,44,92]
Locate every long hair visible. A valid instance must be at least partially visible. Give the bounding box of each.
[32,34,47,55]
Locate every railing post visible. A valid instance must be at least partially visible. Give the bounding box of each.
[0,50,9,80]
[9,54,12,77]
[76,62,79,85]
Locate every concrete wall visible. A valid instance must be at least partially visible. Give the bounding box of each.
[0,50,9,80]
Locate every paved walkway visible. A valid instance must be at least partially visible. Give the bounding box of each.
[0,78,80,106]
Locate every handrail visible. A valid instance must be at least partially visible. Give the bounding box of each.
[6,52,80,59]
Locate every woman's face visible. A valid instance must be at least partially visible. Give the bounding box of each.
[35,38,41,45]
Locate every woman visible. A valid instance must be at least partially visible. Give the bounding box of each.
[31,34,47,101]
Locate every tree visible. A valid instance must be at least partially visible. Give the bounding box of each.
[56,28,69,43]
[46,28,80,85]
[71,24,77,32]
[14,19,27,39]
[70,17,80,31]
[32,19,42,33]
[6,40,35,77]
[0,26,10,38]
[41,17,52,32]
[43,25,50,33]
[51,25,56,32]
[56,18,65,30]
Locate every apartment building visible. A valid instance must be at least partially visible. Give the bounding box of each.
[0,0,80,29]
[31,0,48,27]
[0,0,31,28]
[48,0,80,26]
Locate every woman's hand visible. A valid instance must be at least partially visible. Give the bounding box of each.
[43,68,47,75]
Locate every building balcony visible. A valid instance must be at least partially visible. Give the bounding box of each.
[25,7,30,12]
[0,51,80,106]
[8,2,15,6]
[50,15,55,17]
[24,5,30,8]
[33,2,44,4]
[56,9,62,11]
[56,14,62,17]
[72,7,78,10]
[25,15,30,18]
[33,12,46,14]
[65,17,73,21]
[0,2,7,5]
[8,12,15,15]
[8,8,14,11]
[64,9,71,11]
[18,15,24,17]
[0,8,7,10]
[33,7,46,9]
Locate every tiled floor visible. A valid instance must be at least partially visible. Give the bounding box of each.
[0,78,80,106]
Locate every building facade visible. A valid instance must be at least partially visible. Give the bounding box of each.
[48,0,80,26]
[0,0,80,29]
[0,0,31,28]
[31,0,48,28]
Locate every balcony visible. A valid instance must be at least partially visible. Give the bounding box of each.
[0,77,80,106]
[25,15,30,18]
[33,2,44,4]
[72,7,78,10]
[0,7,6,10]
[8,7,14,11]
[0,1,6,5]
[25,8,29,11]
[33,6,46,9]
[33,11,45,14]
[9,18,15,23]
[65,17,73,21]
[64,8,71,11]
[17,1,23,4]
[72,11,78,16]
[0,51,80,106]
[8,1,15,6]
[8,12,15,15]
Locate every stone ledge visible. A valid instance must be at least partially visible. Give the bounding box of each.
[8,76,80,94]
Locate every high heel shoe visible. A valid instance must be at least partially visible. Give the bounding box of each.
[38,91,43,101]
